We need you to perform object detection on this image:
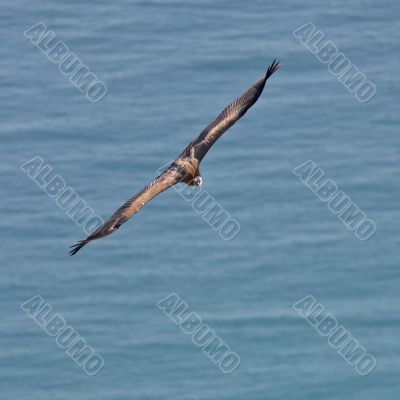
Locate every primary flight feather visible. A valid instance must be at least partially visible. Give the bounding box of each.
[69,60,281,255]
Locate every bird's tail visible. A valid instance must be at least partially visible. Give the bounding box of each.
[69,239,91,256]
[265,59,282,80]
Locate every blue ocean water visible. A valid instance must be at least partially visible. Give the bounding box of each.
[1,0,399,398]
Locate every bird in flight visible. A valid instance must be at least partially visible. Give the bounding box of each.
[69,60,281,255]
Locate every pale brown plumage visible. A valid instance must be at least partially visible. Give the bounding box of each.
[69,60,281,255]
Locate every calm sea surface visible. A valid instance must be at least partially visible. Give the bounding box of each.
[1,0,399,399]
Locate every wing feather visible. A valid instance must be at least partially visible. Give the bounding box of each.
[191,59,281,161]
[69,167,181,255]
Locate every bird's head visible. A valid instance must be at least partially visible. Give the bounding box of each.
[192,176,203,186]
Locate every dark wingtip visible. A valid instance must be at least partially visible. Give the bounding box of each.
[265,59,282,80]
[69,240,90,256]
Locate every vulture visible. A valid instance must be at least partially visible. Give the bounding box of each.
[70,60,281,255]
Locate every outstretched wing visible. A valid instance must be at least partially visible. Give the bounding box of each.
[190,59,281,161]
[69,166,182,255]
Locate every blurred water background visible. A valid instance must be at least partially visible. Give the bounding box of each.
[1,0,399,398]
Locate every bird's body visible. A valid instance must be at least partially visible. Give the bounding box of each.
[70,60,281,255]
